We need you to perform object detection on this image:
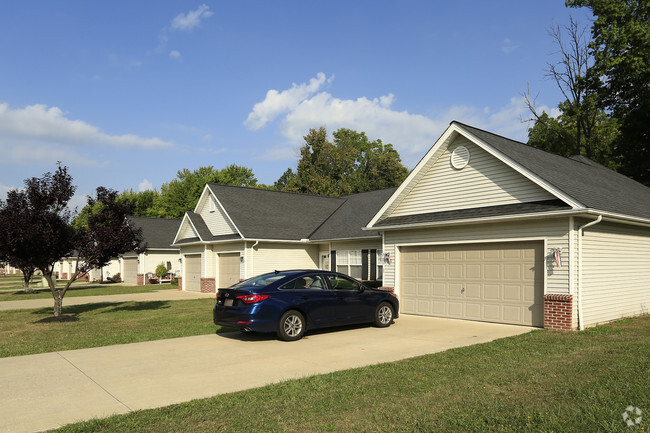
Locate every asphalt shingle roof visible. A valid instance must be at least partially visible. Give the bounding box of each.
[126,216,181,249]
[455,122,650,220]
[310,188,397,239]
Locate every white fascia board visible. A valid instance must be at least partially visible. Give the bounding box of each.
[308,235,382,242]
[194,184,213,213]
[367,125,458,228]
[373,209,579,231]
[205,184,244,238]
[372,208,650,231]
[455,124,585,209]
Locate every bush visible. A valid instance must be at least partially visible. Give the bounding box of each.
[364,280,383,288]
[170,278,178,286]
[111,273,121,283]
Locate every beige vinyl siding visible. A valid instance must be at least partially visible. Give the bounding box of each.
[382,217,570,295]
[390,138,555,217]
[139,251,181,276]
[331,240,382,251]
[251,244,318,275]
[177,219,197,240]
[581,221,650,327]
[199,194,237,236]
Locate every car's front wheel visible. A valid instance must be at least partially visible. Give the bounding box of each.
[277,310,306,341]
[374,302,394,328]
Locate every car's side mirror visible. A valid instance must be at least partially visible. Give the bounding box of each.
[359,284,366,292]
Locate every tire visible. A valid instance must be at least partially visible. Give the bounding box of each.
[374,302,394,328]
[277,310,306,341]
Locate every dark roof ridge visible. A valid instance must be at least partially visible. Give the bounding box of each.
[127,215,181,222]
[305,197,350,239]
[206,183,345,201]
[339,186,399,198]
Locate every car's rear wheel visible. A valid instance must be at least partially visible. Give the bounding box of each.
[374,302,394,328]
[277,310,306,341]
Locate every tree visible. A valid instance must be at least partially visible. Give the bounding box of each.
[0,190,42,292]
[525,17,619,168]
[149,164,258,218]
[155,262,169,284]
[0,165,144,318]
[281,127,409,196]
[566,0,650,184]
[117,189,158,217]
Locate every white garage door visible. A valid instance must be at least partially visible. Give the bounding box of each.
[122,257,138,285]
[185,254,201,292]
[400,241,543,327]
[219,253,241,288]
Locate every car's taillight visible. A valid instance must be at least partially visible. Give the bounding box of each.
[236,294,269,304]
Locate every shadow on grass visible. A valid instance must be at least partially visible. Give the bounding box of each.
[29,300,172,321]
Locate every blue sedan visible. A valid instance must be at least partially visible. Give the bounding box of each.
[213,270,399,341]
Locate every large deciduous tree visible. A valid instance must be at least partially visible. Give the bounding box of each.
[525,17,620,169]
[0,165,144,318]
[148,164,258,219]
[280,127,409,196]
[567,0,650,184]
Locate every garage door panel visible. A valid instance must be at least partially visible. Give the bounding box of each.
[122,258,138,285]
[465,284,481,299]
[483,304,501,321]
[400,241,543,327]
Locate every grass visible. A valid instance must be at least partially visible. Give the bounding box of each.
[54,315,650,433]
[0,298,219,357]
[0,282,172,301]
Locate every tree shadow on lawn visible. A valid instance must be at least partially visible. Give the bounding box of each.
[31,301,172,323]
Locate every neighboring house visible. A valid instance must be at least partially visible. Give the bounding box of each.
[89,216,182,284]
[366,121,650,331]
[172,185,395,292]
[172,121,650,331]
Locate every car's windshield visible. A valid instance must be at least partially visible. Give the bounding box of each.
[231,272,288,288]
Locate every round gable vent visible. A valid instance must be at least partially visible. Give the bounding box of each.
[450,145,470,169]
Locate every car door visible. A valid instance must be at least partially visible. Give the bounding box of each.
[279,274,337,328]
[325,274,368,324]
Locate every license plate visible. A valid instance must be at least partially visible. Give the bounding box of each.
[224,299,234,307]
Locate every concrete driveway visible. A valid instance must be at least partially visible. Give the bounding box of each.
[0,316,534,433]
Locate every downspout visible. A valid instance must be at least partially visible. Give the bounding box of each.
[577,215,602,330]
[251,240,259,276]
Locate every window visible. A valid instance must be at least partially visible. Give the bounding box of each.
[280,274,327,290]
[208,197,216,212]
[335,250,362,279]
[326,274,361,291]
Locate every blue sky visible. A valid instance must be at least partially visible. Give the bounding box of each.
[0,1,593,209]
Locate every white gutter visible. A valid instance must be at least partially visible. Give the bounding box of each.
[577,215,602,330]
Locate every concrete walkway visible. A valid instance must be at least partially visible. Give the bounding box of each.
[0,315,534,433]
[0,289,214,311]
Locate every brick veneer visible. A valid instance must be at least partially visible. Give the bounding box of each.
[177,277,182,291]
[200,278,216,293]
[137,274,144,285]
[544,294,573,330]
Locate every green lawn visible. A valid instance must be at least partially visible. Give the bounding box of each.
[0,298,218,357]
[0,282,172,301]
[53,315,649,433]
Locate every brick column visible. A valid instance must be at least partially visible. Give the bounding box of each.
[137,274,144,285]
[200,278,216,293]
[177,277,182,291]
[544,294,573,330]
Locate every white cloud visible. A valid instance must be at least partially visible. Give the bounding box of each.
[0,102,172,150]
[0,141,109,167]
[244,72,333,130]
[138,179,153,192]
[169,50,182,60]
[67,194,89,213]
[0,183,17,201]
[171,4,213,31]
[501,38,520,54]
[245,74,551,168]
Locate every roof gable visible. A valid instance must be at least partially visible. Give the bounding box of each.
[369,121,650,228]
[207,184,344,240]
[389,135,555,218]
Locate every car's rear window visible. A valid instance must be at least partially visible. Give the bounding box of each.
[231,272,287,288]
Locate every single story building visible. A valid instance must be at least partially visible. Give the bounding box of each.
[173,121,650,330]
